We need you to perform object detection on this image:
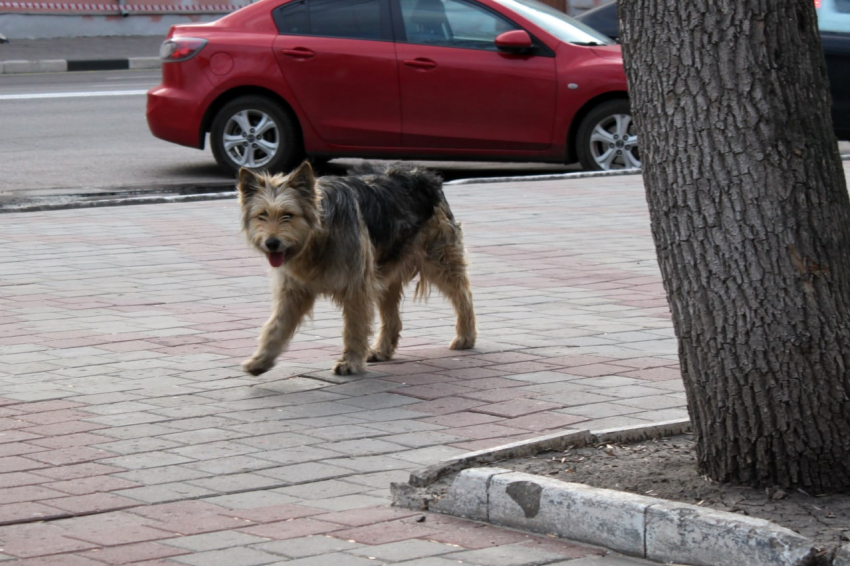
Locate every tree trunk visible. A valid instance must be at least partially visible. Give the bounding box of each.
[618,0,850,491]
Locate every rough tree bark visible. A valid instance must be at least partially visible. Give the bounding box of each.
[618,0,850,491]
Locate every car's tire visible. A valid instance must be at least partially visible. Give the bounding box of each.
[210,96,302,176]
[576,99,640,171]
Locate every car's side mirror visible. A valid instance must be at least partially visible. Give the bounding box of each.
[494,30,533,53]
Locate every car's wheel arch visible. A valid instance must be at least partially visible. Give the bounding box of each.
[199,86,303,152]
[565,91,630,165]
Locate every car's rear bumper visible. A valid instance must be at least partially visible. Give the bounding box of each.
[146,86,205,150]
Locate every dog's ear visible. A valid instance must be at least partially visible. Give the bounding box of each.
[237,167,263,203]
[285,161,317,202]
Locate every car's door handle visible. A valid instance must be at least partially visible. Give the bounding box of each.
[402,58,437,70]
[281,47,315,59]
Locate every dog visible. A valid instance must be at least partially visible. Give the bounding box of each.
[238,161,477,376]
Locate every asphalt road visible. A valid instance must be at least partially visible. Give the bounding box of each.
[0,69,231,199]
[0,69,581,202]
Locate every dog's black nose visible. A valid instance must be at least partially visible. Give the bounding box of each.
[266,237,282,252]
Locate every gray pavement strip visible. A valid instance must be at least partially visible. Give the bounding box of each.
[0,168,632,213]
[392,420,833,566]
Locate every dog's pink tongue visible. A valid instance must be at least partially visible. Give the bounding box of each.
[267,252,285,267]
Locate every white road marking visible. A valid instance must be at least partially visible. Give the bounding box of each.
[0,90,148,100]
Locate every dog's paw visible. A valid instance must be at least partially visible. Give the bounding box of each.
[242,356,273,376]
[333,359,365,375]
[449,335,476,350]
[367,349,393,363]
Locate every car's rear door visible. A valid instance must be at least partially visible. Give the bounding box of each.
[272,0,402,146]
[393,0,557,150]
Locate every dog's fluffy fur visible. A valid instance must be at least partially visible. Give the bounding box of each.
[238,161,477,376]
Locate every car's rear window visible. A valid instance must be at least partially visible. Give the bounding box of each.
[274,0,383,39]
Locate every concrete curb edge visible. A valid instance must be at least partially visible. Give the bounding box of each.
[392,419,847,566]
[0,56,160,74]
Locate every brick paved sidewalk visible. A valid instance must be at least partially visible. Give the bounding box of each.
[0,172,682,565]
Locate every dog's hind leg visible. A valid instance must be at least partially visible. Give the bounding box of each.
[368,280,404,362]
[420,218,477,351]
[334,285,375,375]
[243,287,315,376]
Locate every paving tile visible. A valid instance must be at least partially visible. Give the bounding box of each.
[297,493,389,512]
[275,479,368,501]
[419,514,535,549]
[161,531,269,551]
[203,491,300,509]
[183,455,279,475]
[420,411,501,428]
[312,506,419,527]
[445,543,584,566]
[112,466,210,486]
[254,462,355,484]
[396,383,478,400]
[331,518,437,545]
[0,502,70,524]
[0,471,50,488]
[277,551,377,566]
[0,484,75,504]
[14,555,104,565]
[470,398,564,418]
[128,500,249,535]
[406,397,487,416]
[228,503,326,523]
[76,542,190,564]
[318,438,407,457]
[0,523,98,558]
[252,535,364,558]
[114,481,218,504]
[169,546,282,566]
[348,539,457,561]
[237,518,345,540]
[0,456,48,473]
[100,452,196,470]
[392,558,466,566]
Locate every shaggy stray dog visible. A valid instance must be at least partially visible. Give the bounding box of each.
[238,161,477,376]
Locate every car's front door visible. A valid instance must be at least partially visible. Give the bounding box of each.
[272,0,401,147]
[393,0,557,150]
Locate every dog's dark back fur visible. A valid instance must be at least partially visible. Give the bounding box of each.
[319,164,449,266]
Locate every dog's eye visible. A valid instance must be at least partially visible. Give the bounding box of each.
[257,213,268,221]
[282,214,292,222]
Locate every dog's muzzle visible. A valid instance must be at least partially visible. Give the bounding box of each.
[265,237,286,267]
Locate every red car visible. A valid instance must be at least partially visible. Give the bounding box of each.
[146,0,637,174]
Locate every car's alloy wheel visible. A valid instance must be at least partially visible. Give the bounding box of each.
[211,96,301,175]
[577,99,640,171]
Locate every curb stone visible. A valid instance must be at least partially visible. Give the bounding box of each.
[0,56,160,74]
[391,420,822,566]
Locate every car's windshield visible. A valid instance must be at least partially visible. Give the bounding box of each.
[817,0,850,32]
[492,0,613,45]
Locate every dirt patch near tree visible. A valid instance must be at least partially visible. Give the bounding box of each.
[495,434,850,556]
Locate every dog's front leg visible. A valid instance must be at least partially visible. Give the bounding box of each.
[334,286,374,375]
[243,287,315,376]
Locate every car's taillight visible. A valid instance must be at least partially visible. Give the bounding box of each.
[160,38,208,63]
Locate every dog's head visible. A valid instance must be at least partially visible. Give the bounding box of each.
[237,162,321,268]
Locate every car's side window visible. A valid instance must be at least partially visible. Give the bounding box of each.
[398,0,517,50]
[274,0,385,40]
